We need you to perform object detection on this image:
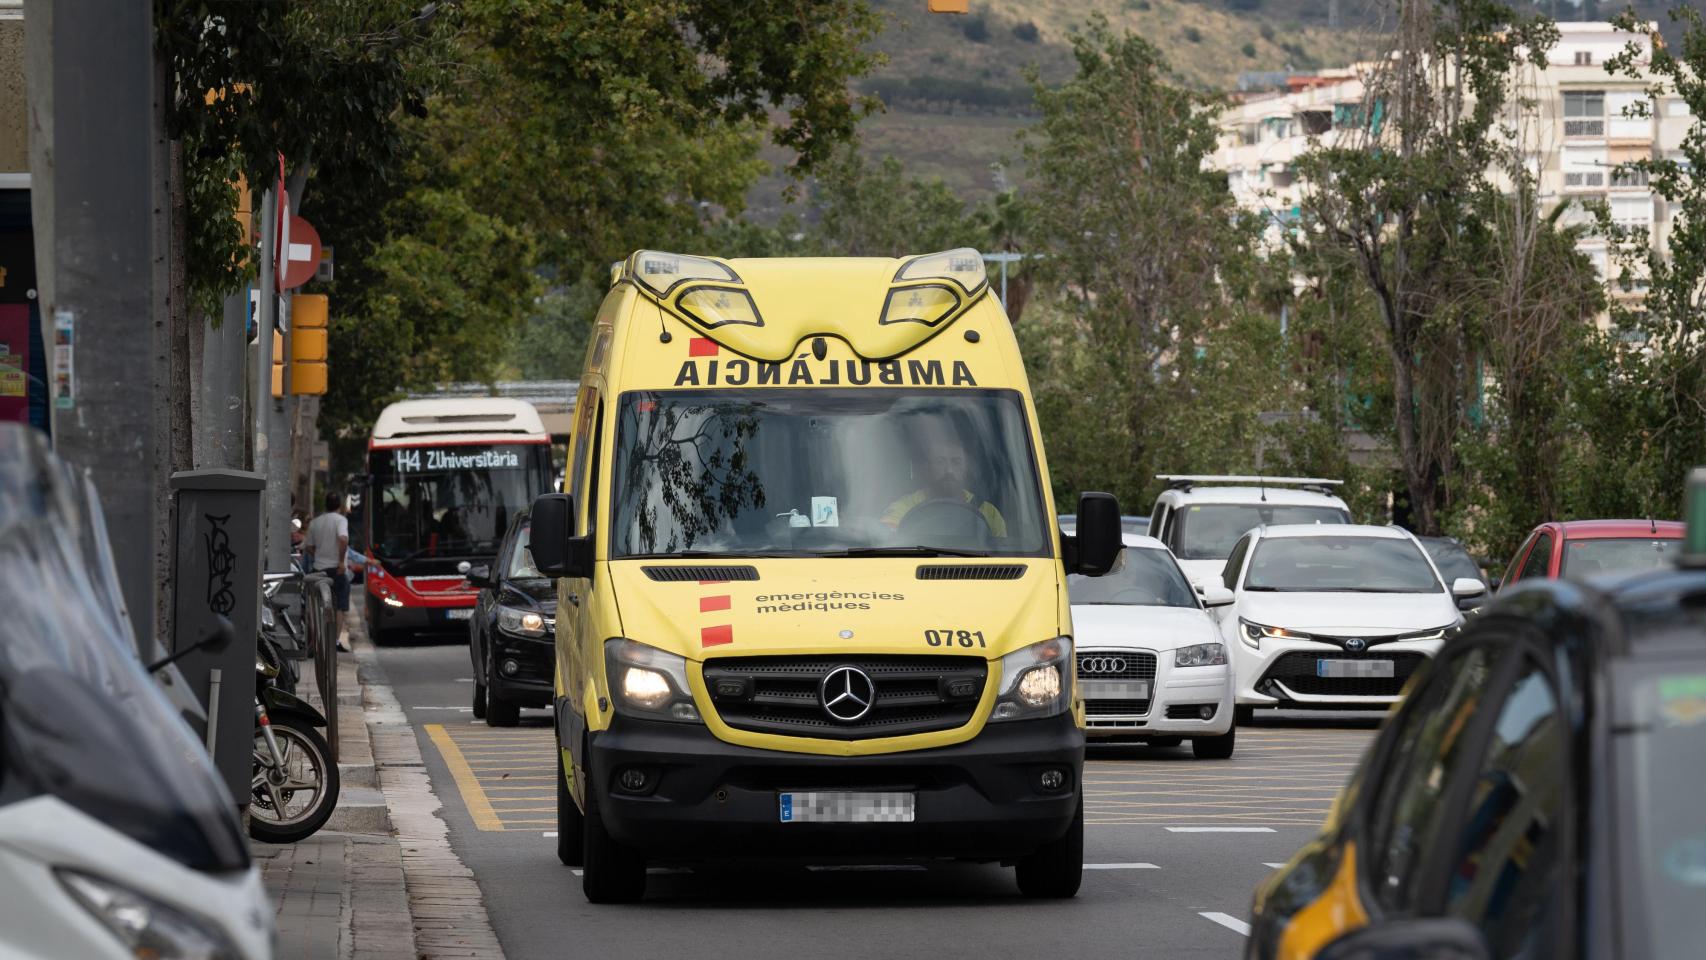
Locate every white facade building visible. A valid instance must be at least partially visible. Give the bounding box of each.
[1210,22,1691,319]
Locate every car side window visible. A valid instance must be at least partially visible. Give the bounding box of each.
[1150,502,1168,541]
[1442,656,1569,959]
[1364,645,1502,913]
[567,388,598,536]
[1500,533,1536,586]
[1518,534,1553,581]
[1223,533,1251,590]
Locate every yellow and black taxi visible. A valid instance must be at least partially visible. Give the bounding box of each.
[527,249,1126,902]
[1247,473,1706,960]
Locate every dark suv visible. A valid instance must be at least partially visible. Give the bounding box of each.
[466,512,556,726]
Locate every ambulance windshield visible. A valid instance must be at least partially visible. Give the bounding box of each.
[610,389,1050,558]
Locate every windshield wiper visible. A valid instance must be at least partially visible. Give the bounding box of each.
[622,550,808,560]
[833,545,994,558]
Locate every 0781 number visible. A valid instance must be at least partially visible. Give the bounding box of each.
[925,629,985,648]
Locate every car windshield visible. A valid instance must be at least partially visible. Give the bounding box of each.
[1174,503,1348,560]
[1561,537,1680,579]
[611,389,1050,558]
[1421,537,1484,584]
[507,524,542,579]
[369,443,552,563]
[1244,536,1442,593]
[1067,547,1197,607]
[1615,657,1706,960]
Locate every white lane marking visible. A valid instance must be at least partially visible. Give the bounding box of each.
[1263,862,1287,869]
[1084,863,1160,870]
[1200,912,1251,936]
[570,868,692,876]
[1165,826,1277,833]
[455,678,475,683]
[543,832,558,838]
[415,706,475,712]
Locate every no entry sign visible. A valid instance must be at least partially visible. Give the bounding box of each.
[279,215,323,291]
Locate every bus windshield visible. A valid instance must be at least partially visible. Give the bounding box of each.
[369,443,552,564]
[610,389,1050,558]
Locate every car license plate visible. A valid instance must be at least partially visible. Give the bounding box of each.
[1082,680,1151,700]
[445,608,473,621]
[1317,658,1394,679]
[779,792,915,824]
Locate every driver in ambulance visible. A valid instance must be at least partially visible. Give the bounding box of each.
[880,428,1007,538]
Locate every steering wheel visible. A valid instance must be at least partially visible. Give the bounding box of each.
[897,498,993,546]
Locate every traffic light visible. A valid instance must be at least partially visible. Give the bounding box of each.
[289,294,329,396]
[271,329,285,398]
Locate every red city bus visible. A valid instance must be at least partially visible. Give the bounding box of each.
[363,398,554,641]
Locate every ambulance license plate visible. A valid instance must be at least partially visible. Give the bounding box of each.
[1317,658,1394,679]
[445,608,473,621]
[779,792,915,824]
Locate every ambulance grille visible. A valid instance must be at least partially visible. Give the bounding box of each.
[641,565,760,582]
[915,564,1027,581]
[703,655,987,740]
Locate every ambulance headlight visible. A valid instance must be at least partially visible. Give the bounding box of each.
[989,637,1073,722]
[628,251,740,297]
[678,286,763,328]
[879,284,961,327]
[605,638,702,723]
[894,247,987,289]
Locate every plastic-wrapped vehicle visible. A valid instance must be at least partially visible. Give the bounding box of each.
[0,425,273,959]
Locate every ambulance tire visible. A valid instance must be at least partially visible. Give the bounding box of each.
[1014,795,1083,899]
[582,784,646,902]
[556,746,584,867]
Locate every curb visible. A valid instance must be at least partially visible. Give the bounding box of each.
[352,616,508,960]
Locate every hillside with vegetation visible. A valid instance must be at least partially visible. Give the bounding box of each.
[745,0,1379,214]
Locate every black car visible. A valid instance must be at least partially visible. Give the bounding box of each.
[1419,534,1489,610]
[466,512,555,726]
[1246,566,1706,960]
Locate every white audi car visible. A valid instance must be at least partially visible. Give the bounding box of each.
[1069,536,1238,759]
[1207,524,1484,722]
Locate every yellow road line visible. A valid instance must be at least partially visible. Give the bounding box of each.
[425,723,506,831]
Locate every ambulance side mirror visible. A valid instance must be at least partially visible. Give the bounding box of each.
[529,493,593,580]
[1072,492,1122,577]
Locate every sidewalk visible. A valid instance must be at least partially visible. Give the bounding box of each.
[253,609,506,959]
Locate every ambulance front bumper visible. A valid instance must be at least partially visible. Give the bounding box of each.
[585,714,1083,862]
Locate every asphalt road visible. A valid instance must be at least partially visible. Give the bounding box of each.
[377,638,1380,960]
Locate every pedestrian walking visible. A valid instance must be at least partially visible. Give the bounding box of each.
[304,491,352,652]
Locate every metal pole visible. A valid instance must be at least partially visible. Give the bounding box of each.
[254,189,276,479]
[24,0,162,643]
[205,667,222,754]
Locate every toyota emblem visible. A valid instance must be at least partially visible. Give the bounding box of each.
[1343,637,1368,653]
[819,665,876,722]
[1079,656,1128,675]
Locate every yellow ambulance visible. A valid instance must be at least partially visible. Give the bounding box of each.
[529,249,1124,902]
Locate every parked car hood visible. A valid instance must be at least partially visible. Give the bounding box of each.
[1070,604,1219,651]
[1235,590,1459,635]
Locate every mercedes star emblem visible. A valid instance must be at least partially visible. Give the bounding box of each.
[1343,637,1368,653]
[819,665,876,722]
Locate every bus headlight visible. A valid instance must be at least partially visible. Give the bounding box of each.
[604,639,702,723]
[989,637,1073,722]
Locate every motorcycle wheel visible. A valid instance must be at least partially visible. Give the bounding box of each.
[249,715,341,844]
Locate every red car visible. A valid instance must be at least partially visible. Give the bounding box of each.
[1499,519,1683,587]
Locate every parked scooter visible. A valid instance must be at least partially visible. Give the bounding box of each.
[0,425,273,959]
[248,632,340,844]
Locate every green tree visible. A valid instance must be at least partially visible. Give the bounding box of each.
[1577,5,1706,517]
[1020,18,1283,510]
[1294,0,1557,534]
[806,150,990,257]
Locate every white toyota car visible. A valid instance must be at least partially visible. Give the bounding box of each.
[1069,535,1238,758]
[1207,524,1484,722]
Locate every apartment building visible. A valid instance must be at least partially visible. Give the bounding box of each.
[1210,22,1691,317]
